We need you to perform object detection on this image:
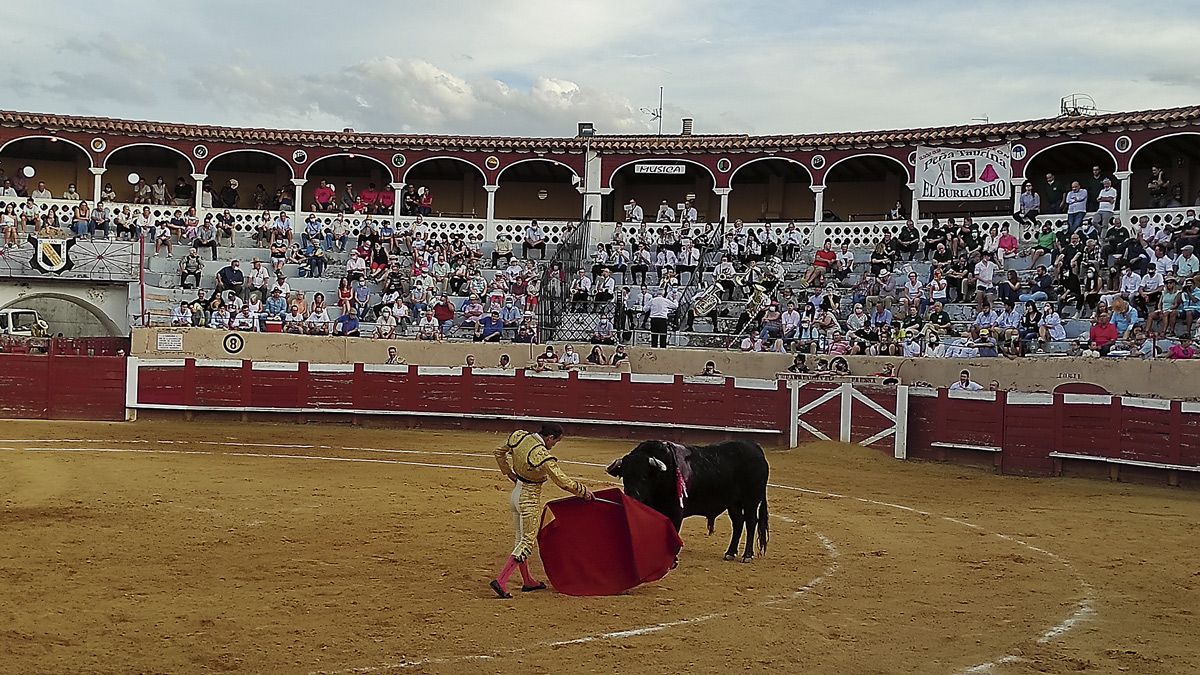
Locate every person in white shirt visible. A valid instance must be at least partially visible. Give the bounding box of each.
[625,199,644,223]
[655,247,677,280]
[417,309,440,341]
[646,290,678,348]
[973,251,999,299]
[559,344,580,366]
[594,268,616,302]
[1095,178,1117,228]
[675,243,700,284]
[780,301,802,344]
[523,221,546,259]
[949,369,984,391]
[679,200,698,225]
[231,306,258,331]
[655,201,675,223]
[272,211,293,244]
[1118,266,1143,301]
[345,251,367,281]
[170,301,192,327]
[30,182,52,200]
[1175,245,1200,278]
[570,269,592,310]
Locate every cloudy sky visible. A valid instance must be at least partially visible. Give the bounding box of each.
[2,1,1197,138]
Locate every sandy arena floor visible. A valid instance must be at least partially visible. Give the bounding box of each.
[0,419,1198,675]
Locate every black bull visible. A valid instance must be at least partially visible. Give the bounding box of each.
[606,439,769,561]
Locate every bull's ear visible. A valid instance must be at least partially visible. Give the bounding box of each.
[606,457,625,477]
[648,457,668,472]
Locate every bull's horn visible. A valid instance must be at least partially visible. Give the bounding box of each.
[648,457,668,472]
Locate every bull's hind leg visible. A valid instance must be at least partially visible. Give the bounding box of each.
[741,503,758,562]
[724,509,744,561]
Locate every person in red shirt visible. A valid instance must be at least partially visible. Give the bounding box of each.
[357,183,380,213]
[1168,335,1197,359]
[432,294,456,336]
[313,180,335,212]
[803,241,837,286]
[377,186,395,215]
[1088,312,1119,356]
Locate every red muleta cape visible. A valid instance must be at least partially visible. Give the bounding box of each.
[537,487,683,597]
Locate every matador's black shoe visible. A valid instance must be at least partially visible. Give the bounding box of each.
[521,582,547,592]
[489,580,512,599]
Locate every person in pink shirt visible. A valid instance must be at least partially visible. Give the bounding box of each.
[357,183,380,213]
[1168,335,1196,359]
[313,180,335,211]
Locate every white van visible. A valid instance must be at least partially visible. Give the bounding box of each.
[0,308,45,336]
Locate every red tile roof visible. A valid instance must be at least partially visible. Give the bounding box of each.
[2,105,1198,154]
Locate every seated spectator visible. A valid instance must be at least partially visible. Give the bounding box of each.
[306,296,332,335]
[179,248,204,289]
[586,345,608,365]
[524,221,547,259]
[787,353,808,374]
[1169,335,1197,359]
[374,303,398,336]
[264,287,287,322]
[591,314,616,344]
[610,344,630,366]
[560,344,581,367]
[417,309,440,341]
[170,301,192,327]
[216,259,245,298]
[345,251,367,281]
[332,308,361,337]
[535,345,559,368]
[283,304,306,334]
[1089,312,1120,355]
[231,306,258,332]
[476,310,505,342]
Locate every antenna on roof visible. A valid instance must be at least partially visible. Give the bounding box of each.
[639,86,664,136]
[1060,94,1098,117]
[971,116,990,124]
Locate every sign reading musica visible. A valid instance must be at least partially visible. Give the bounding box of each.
[634,163,687,175]
[916,145,1012,200]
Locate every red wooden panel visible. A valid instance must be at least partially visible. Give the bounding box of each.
[358,371,420,410]
[138,367,189,406]
[470,374,524,416]
[411,375,471,414]
[0,354,48,418]
[249,371,303,410]
[574,378,625,422]
[938,398,1003,448]
[1178,412,1200,468]
[47,356,125,420]
[306,372,355,409]
[519,377,580,419]
[1118,407,1173,464]
[1001,401,1056,476]
[192,367,243,407]
[1057,404,1116,457]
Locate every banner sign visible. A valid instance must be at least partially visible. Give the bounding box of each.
[634,164,687,175]
[916,145,1011,200]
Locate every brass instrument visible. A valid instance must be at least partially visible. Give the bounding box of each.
[691,284,722,316]
[743,286,767,317]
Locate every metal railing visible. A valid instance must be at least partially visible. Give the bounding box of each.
[537,208,594,342]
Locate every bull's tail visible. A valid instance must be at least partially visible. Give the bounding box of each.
[756,497,769,555]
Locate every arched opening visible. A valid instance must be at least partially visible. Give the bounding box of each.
[304,154,394,214]
[401,158,486,218]
[1023,142,1117,214]
[728,158,814,222]
[104,144,195,206]
[205,150,293,211]
[1129,133,1200,209]
[1,293,122,337]
[0,137,92,200]
[495,159,580,221]
[606,160,716,223]
[822,154,911,222]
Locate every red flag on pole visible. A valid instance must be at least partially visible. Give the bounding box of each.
[537,487,683,596]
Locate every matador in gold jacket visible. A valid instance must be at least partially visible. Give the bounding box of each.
[490,422,593,598]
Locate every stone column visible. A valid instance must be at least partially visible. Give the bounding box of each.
[291,178,306,222]
[713,187,731,222]
[1114,170,1132,228]
[191,173,207,211]
[907,182,920,222]
[89,167,105,203]
[390,182,405,218]
[811,185,827,247]
[484,184,499,241]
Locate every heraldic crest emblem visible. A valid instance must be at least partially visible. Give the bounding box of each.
[28,227,77,275]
